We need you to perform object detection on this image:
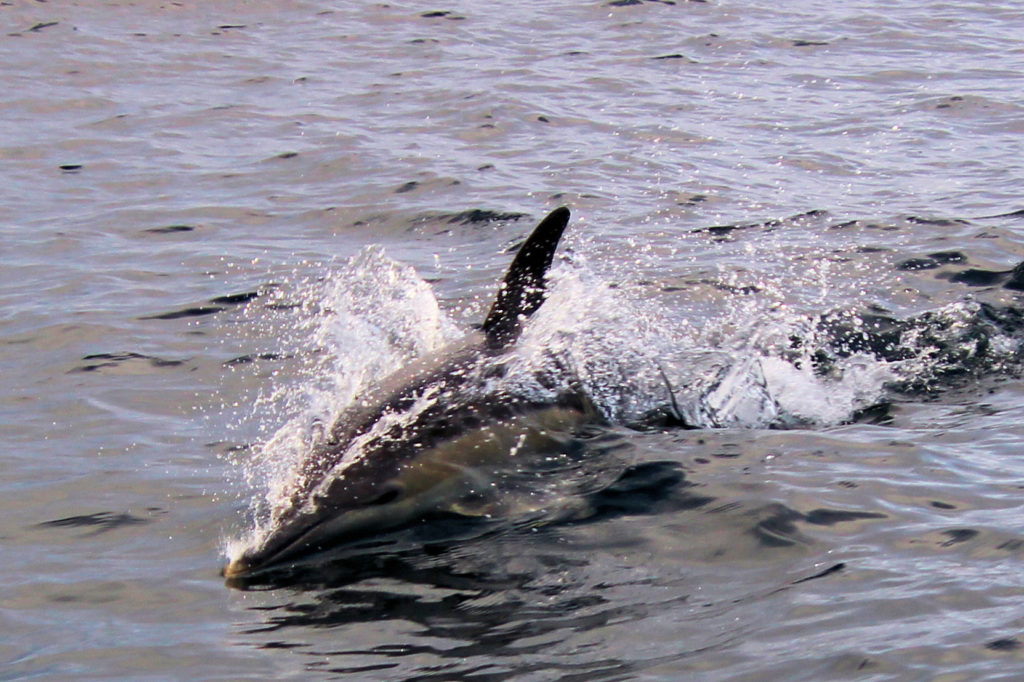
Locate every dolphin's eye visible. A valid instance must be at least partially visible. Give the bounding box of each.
[367,485,403,506]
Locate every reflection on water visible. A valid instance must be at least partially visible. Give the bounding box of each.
[230,452,865,678]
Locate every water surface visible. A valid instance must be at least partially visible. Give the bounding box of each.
[3,1,1024,679]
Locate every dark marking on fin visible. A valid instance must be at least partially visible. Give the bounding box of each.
[482,207,570,348]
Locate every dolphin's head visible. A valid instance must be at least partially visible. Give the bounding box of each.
[223,405,589,579]
[222,480,416,578]
[223,457,455,578]
[222,425,509,579]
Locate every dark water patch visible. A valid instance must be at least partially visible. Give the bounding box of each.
[260,641,306,650]
[706,279,762,295]
[949,268,1011,287]
[897,251,967,271]
[144,224,195,234]
[792,40,829,47]
[142,305,224,320]
[610,0,698,5]
[905,216,970,227]
[944,261,1024,290]
[850,402,893,425]
[395,181,419,193]
[71,351,186,373]
[142,290,263,320]
[38,511,151,534]
[930,500,957,510]
[804,509,886,526]
[326,663,398,675]
[58,164,82,173]
[940,528,979,547]
[976,208,1024,220]
[274,151,298,160]
[11,21,61,36]
[444,209,527,225]
[751,505,804,548]
[572,461,713,523]
[224,352,287,366]
[420,11,465,20]
[790,562,845,585]
[928,251,968,264]
[692,209,830,239]
[210,290,261,306]
[754,506,884,547]
[986,638,1021,652]
[897,257,940,271]
[652,54,694,62]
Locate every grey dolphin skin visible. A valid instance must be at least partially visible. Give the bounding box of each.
[224,207,584,578]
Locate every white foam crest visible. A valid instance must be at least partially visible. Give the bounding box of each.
[507,260,895,429]
[508,262,690,423]
[762,354,892,426]
[241,247,459,540]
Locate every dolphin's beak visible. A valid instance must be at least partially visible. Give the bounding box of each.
[223,556,250,579]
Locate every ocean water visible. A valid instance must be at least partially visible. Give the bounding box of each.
[3,1,1024,679]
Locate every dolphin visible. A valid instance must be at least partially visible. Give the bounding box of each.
[224,207,590,578]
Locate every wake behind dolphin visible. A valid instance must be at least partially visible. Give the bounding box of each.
[225,207,583,577]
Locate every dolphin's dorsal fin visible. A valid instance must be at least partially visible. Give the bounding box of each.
[482,206,571,348]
